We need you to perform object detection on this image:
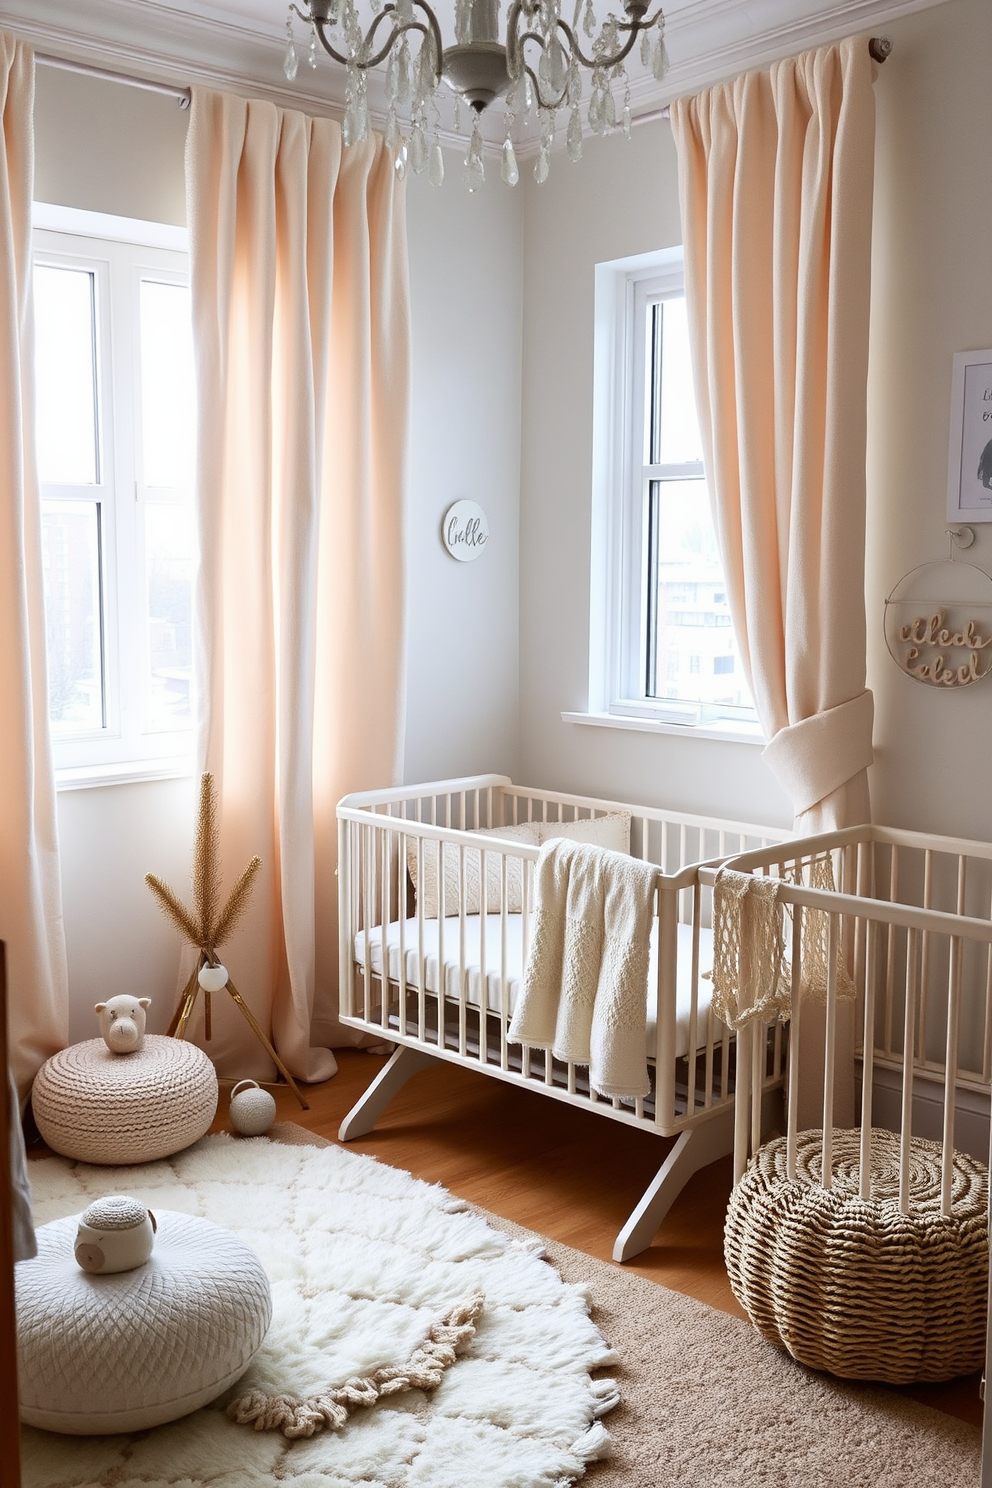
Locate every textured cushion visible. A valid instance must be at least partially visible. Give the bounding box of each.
[17,1209,272,1434]
[408,821,542,918]
[32,1036,218,1165]
[409,813,631,918]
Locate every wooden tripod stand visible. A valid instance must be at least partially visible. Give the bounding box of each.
[167,951,309,1110]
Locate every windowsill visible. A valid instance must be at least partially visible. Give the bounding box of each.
[55,757,195,791]
[561,710,767,746]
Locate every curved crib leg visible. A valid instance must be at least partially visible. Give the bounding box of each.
[612,1106,737,1263]
[338,1044,440,1141]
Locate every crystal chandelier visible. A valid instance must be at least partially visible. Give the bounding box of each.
[283,0,669,188]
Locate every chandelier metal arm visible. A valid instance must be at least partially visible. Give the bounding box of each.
[361,16,437,74]
[557,12,659,73]
[299,0,443,79]
[506,0,661,84]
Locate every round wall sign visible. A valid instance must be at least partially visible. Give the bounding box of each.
[442,500,489,562]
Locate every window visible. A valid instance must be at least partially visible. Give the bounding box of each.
[589,248,757,734]
[32,206,195,779]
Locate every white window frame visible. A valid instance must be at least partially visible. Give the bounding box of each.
[32,203,195,786]
[575,247,764,745]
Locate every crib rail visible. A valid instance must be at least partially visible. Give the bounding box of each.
[338,776,790,1140]
[703,823,992,1216]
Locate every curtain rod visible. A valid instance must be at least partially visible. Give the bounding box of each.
[36,52,191,109]
[633,34,892,128]
[37,31,891,127]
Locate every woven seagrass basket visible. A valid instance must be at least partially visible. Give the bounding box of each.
[725,1128,989,1383]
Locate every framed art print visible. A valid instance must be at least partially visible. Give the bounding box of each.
[947,348,992,522]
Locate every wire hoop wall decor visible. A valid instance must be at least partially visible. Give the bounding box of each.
[884,534,992,689]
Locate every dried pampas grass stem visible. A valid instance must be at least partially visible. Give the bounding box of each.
[145,772,308,1110]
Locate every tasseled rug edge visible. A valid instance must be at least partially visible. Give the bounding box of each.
[226,1290,486,1439]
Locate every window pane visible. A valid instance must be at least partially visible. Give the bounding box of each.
[650,297,703,467]
[646,477,753,712]
[140,280,195,489]
[145,500,193,730]
[41,499,104,731]
[34,265,98,486]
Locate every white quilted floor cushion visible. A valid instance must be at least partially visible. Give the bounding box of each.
[17,1210,271,1434]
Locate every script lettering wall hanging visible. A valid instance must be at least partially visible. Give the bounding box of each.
[442,500,489,562]
[884,552,992,689]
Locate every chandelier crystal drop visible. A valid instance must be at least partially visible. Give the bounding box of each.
[283,0,668,188]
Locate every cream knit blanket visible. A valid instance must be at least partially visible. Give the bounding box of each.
[508,840,658,1100]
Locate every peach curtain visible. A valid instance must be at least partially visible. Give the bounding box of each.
[186,88,410,1083]
[671,36,876,835]
[0,34,69,1102]
[672,38,876,1125]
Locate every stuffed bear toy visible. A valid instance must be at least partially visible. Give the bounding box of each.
[94,995,152,1054]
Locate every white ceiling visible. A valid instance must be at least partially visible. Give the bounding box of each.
[7,0,949,146]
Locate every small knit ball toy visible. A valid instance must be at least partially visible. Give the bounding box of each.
[229,1079,277,1136]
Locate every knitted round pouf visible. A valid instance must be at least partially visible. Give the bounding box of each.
[32,1036,218,1164]
[17,1209,271,1434]
[725,1128,989,1383]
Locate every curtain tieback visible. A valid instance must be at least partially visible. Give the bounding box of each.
[762,690,874,817]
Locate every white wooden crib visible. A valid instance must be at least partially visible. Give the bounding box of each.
[700,823,992,1181]
[336,774,789,1260]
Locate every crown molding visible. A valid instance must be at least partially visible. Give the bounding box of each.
[8,0,951,158]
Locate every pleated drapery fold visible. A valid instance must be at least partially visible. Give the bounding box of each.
[0,33,69,1102]
[672,36,877,835]
[186,89,410,1082]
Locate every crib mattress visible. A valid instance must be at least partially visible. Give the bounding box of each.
[353,916,717,1061]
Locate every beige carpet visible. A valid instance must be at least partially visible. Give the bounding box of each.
[273,1124,982,1488]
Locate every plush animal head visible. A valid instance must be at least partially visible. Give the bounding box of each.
[94,995,152,1054]
[75,1195,157,1274]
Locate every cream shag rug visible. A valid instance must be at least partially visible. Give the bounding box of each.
[22,1135,617,1488]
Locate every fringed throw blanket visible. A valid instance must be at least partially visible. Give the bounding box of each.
[711,857,856,1030]
[508,840,658,1100]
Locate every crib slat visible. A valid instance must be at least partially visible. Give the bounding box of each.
[687,882,701,1114]
[859,918,878,1202]
[499,855,510,1070]
[397,832,408,1036]
[917,849,934,1058]
[379,827,390,1033]
[941,932,962,1217]
[786,909,802,1182]
[338,816,353,1020]
[899,928,920,1216]
[821,913,840,1192]
[750,1020,762,1158]
[362,824,373,1023]
[416,837,426,1042]
[733,1021,752,1184]
[883,846,899,1056]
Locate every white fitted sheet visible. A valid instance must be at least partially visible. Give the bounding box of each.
[353,915,717,1061]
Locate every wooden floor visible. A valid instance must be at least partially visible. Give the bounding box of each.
[244,1048,984,1430]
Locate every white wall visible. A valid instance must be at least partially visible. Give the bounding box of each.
[517,0,992,837]
[865,0,992,840]
[32,73,522,1029]
[402,163,522,784]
